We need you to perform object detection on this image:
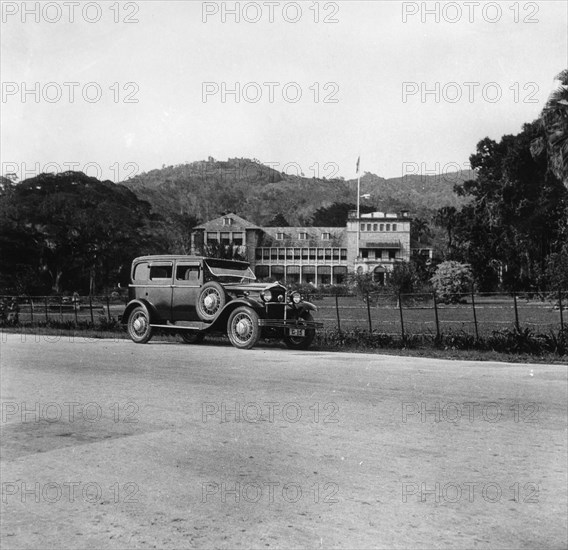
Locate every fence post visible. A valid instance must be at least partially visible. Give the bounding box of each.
[89,296,94,325]
[398,291,405,340]
[366,293,372,332]
[513,292,520,331]
[45,296,48,322]
[471,287,479,341]
[559,289,564,332]
[433,292,440,341]
[106,296,112,323]
[29,297,34,324]
[335,293,341,332]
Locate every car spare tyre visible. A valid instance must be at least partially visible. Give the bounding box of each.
[196,281,227,321]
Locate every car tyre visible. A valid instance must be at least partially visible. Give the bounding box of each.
[127,306,154,344]
[196,282,227,321]
[180,332,205,344]
[284,312,316,350]
[227,306,260,349]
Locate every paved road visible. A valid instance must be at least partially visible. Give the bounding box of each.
[1,333,567,549]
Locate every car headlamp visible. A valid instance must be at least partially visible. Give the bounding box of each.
[261,289,273,302]
[292,292,302,304]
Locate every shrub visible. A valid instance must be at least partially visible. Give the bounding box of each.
[431,261,473,304]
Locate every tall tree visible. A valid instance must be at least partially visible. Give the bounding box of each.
[531,69,568,187]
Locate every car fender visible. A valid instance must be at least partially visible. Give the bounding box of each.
[210,298,265,329]
[122,299,160,324]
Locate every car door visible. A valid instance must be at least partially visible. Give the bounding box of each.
[147,261,174,321]
[172,261,202,322]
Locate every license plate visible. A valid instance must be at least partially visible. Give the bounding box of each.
[289,328,305,337]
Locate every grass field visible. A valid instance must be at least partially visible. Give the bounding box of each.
[314,294,564,337]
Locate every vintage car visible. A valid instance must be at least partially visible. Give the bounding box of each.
[122,255,323,350]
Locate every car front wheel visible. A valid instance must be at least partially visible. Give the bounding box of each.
[284,312,316,350]
[127,306,154,344]
[227,306,260,349]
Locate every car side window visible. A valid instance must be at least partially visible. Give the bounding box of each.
[149,264,173,280]
[176,265,200,282]
[133,262,149,282]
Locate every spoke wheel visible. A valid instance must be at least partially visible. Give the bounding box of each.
[284,312,316,350]
[197,282,226,321]
[127,306,153,344]
[227,306,260,349]
[180,332,205,344]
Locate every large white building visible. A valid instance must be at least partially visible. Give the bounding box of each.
[192,210,412,285]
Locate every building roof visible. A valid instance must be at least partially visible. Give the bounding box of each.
[194,213,261,231]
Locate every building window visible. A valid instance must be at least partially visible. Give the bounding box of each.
[366,223,372,231]
[317,248,324,260]
[278,248,285,260]
[373,223,378,231]
[340,249,347,260]
[294,248,301,260]
[223,217,233,226]
[361,249,369,259]
[301,249,309,260]
[386,224,391,231]
[325,249,332,260]
[233,233,244,246]
[321,232,331,240]
[220,232,230,244]
[270,248,278,260]
[332,249,339,261]
[392,223,397,231]
[389,250,397,260]
[298,232,308,240]
[276,232,285,240]
[309,248,316,260]
[207,232,218,244]
[380,224,384,231]
[360,224,365,231]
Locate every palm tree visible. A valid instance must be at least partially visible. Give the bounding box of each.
[531,69,568,187]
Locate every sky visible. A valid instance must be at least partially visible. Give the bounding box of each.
[1,0,567,182]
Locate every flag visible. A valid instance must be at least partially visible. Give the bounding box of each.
[356,156,360,174]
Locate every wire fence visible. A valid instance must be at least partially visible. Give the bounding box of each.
[0,291,565,338]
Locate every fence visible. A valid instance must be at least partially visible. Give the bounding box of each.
[307,290,566,338]
[0,291,565,338]
[0,295,128,326]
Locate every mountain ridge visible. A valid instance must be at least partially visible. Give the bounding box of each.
[121,157,474,225]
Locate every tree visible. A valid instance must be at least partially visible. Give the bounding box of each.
[0,171,157,294]
[267,212,290,227]
[431,261,473,304]
[531,69,568,188]
[311,202,375,226]
[433,206,457,256]
[450,123,567,291]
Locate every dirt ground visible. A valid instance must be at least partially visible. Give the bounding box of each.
[1,333,567,549]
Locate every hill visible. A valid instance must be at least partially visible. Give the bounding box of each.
[122,157,473,225]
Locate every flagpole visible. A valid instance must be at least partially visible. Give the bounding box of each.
[356,156,361,261]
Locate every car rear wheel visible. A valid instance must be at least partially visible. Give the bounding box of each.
[284,312,316,350]
[196,282,226,321]
[127,306,153,344]
[180,331,205,344]
[227,306,260,349]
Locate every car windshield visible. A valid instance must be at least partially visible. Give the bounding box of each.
[204,259,256,280]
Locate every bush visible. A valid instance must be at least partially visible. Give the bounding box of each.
[431,261,473,304]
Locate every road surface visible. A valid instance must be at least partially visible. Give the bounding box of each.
[1,333,567,549]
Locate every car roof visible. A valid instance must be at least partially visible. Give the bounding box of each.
[132,255,249,264]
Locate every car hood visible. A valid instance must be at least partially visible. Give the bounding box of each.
[222,282,285,293]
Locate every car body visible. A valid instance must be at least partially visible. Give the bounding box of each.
[122,255,323,349]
